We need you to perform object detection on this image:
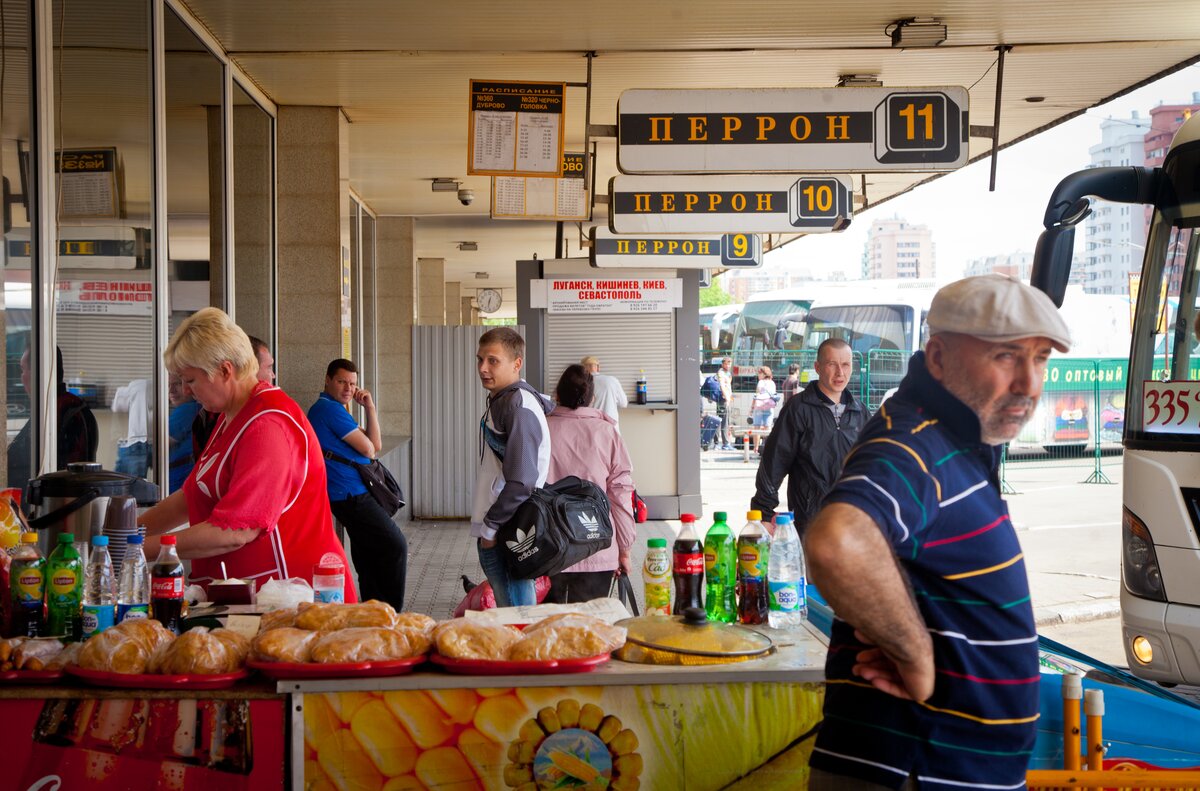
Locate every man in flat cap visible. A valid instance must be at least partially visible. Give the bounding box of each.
[805,274,1071,790]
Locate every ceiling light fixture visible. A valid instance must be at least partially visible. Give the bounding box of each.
[457,241,478,251]
[431,178,460,192]
[888,17,947,48]
[474,271,490,279]
[837,73,883,88]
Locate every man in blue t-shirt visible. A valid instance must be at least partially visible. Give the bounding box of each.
[308,358,407,610]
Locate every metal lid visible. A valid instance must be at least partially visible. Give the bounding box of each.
[617,609,773,658]
[27,462,159,504]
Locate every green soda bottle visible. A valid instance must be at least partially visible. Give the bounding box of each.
[703,511,736,623]
[46,533,83,642]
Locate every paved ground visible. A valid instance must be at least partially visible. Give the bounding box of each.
[400,446,1127,665]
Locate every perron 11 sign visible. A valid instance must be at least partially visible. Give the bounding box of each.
[589,227,762,269]
[617,87,968,173]
[468,80,565,177]
[609,175,852,234]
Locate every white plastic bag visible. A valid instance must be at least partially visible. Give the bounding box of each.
[257,577,315,611]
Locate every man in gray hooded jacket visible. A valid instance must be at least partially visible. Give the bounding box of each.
[472,327,555,606]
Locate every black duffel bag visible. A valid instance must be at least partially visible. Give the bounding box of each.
[495,476,613,579]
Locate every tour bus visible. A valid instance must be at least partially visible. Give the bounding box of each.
[1029,109,1200,684]
[698,303,741,374]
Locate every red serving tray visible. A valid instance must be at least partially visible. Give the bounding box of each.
[247,655,426,680]
[429,652,610,676]
[0,669,65,684]
[66,664,249,690]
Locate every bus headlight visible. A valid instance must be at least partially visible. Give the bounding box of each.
[1122,508,1166,602]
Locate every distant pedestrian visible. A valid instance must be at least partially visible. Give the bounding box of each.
[581,356,628,428]
[805,274,1071,789]
[782,363,801,403]
[717,357,734,449]
[750,365,776,454]
[751,340,866,534]
[308,359,407,610]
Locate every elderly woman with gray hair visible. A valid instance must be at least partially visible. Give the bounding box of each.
[138,307,356,601]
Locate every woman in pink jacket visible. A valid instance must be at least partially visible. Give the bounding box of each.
[545,364,637,604]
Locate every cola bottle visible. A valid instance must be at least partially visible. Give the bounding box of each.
[672,513,704,615]
[150,535,185,634]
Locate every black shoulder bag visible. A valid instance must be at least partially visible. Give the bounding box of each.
[494,475,614,579]
[323,450,406,516]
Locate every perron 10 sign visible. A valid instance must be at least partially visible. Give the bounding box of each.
[609,175,852,234]
[589,227,762,269]
[617,87,968,173]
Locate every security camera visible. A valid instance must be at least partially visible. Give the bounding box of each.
[458,188,474,206]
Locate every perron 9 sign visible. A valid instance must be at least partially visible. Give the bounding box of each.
[609,175,852,234]
[589,227,762,269]
[617,87,968,174]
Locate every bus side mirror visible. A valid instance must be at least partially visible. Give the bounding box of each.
[1031,226,1074,308]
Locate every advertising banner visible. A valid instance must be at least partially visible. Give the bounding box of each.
[302,681,823,790]
[56,279,153,316]
[0,696,286,789]
[530,277,683,314]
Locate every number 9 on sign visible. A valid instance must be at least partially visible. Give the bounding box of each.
[720,233,762,267]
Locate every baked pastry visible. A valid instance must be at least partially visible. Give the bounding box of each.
[0,636,26,668]
[150,627,248,674]
[434,619,523,660]
[508,614,626,661]
[296,600,397,632]
[78,619,175,674]
[12,638,65,671]
[250,627,317,663]
[310,626,431,664]
[258,607,298,633]
[393,612,437,635]
[44,642,83,671]
[212,627,250,666]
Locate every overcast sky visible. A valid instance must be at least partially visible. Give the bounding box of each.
[766,64,1200,282]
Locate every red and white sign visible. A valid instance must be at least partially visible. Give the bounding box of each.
[530,277,682,314]
[1142,380,1200,434]
[56,279,152,316]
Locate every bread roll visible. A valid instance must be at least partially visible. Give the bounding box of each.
[393,612,437,635]
[150,627,244,675]
[434,619,523,660]
[44,642,82,671]
[310,626,431,664]
[508,614,626,661]
[78,619,174,674]
[257,607,298,633]
[13,638,65,671]
[295,600,397,632]
[212,628,250,666]
[250,627,316,663]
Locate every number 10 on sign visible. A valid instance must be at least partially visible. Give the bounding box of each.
[1143,381,1200,434]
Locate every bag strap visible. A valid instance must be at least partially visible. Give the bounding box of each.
[323,449,358,467]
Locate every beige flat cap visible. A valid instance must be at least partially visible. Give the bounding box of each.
[927,274,1072,353]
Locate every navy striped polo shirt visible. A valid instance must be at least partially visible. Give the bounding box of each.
[811,352,1038,790]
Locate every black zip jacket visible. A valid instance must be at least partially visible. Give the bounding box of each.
[750,380,868,534]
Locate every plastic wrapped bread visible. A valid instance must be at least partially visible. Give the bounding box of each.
[295,600,397,632]
[12,638,65,671]
[44,642,83,671]
[393,612,437,635]
[508,614,626,661]
[250,626,317,663]
[257,607,299,634]
[78,619,175,674]
[149,627,249,674]
[433,618,523,660]
[309,626,431,664]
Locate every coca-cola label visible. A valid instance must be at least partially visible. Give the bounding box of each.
[151,576,184,599]
[673,551,704,575]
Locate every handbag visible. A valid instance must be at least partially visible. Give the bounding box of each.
[323,450,406,516]
[608,571,640,616]
[494,475,613,579]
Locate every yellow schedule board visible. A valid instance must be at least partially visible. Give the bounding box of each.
[469,80,565,178]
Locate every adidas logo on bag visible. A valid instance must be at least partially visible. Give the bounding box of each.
[577,511,601,540]
[506,526,539,561]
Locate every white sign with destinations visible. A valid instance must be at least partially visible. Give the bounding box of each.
[530,277,683,314]
[617,86,969,173]
[1142,381,1200,435]
[609,174,852,234]
[589,227,762,269]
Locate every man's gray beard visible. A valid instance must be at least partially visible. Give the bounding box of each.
[939,370,1036,446]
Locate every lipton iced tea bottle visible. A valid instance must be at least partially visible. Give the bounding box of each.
[737,510,770,625]
[703,511,736,623]
[672,514,704,615]
[11,533,45,637]
[46,533,83,641]
[643,538,671,616]
[150,535,186,635]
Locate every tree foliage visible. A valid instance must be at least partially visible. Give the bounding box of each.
[700,278,734,308]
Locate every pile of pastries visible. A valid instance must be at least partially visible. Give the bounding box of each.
[0,636,82,672]
[434,613,626,662]
[77,619,250,675]
[250,600,436,664]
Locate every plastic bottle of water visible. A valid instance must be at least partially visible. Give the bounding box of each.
[117,535,151,623]
[81,535,116,639]
[768,512,806,628]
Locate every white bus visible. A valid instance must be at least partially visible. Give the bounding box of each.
[1030,109,1200,683]
[698,303,741,374]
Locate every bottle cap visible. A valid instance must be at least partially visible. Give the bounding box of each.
[58,533,74,543]
[747,510,762,521]
[91,535,108,546]
[713,511,727,522]
[126,535,144,544]
[20,532,37,544]
[161,535,177,545]
[680,513,696,523]
[647,538,667,548]
[776,513,793,525]
[315,564,345,576]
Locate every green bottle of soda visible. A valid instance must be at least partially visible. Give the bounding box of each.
[46,533,83,642]
[704,511,736,623]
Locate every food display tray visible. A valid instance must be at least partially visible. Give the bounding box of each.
[0,669,66,684]
[429,652,611,675]
[66,665,250,690]
[247,655,426,679]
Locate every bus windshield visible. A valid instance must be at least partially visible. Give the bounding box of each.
[734,298,811,352]
[803,304,914,356]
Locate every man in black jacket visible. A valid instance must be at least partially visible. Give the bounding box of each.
[751,338,868,535]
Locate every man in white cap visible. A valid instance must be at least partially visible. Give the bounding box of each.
[805,274,1071,790]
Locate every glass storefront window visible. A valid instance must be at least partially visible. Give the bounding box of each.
[232,82,274,351]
